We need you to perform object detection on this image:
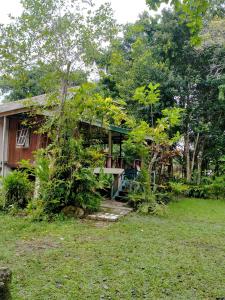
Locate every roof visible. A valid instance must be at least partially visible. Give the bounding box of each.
[0,94,46,117]
[110,125,129,135]
[0,94,130,135]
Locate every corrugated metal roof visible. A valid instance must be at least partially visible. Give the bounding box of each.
[0,94,130,135]
[0,94,46,116]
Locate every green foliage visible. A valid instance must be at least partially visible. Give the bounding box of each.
[170,181,209,199]
[0,67,87,102]
[207,176,225,199]
[137,198,167,216]
[101,8,225,184]
[2,171,33,209]
[35,140,102,214]
[155,192,172,204]
[128,192,153,210]
[170,176,225,200]
[146,0,209,45]
[0,0,117,91]
[128,172,168,216]
[186,185,209,199]
[170,181,189,198]
[18,82,130,218]
[26,199,46,221]
[0,183,4,211]
[133,83,160,106]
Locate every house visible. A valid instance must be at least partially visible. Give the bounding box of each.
[0,95,138,198]
[0,95,47,176]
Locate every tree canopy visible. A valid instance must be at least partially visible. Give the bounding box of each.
[0,0,225,191]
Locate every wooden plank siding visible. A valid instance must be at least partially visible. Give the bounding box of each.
[7,118,46,168]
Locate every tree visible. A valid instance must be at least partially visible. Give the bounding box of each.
[0,65,87,101]
[27,83,130,214]
[124,84,183,195]
[101,8,225,183]
[0,0,117,138]
[98,14,174,117]
[145,0,222,44]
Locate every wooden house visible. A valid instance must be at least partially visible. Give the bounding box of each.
[0,95,137,198]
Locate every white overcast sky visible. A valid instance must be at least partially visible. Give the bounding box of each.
[0,0,150,24]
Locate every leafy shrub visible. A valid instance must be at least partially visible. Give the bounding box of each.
[2,171,33,209]
[42,173,101,214]
[169,181,189,199]
[155,192,172,204]
[169,176,225,200]
[21,140,104,217]
[207,176,225,199]
[76,192,101,212]
[128,191,167,216]
[186,185,209,198]
[128,192,156,210]
[26,199,47,221]
[41,179,69,213]
[185,177,225,199]
[138,201,167,216]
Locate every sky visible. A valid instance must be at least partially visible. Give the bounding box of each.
[0,0,149,24]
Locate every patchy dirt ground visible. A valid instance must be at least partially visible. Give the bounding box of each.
[15,237,61,254]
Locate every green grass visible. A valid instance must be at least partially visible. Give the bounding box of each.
[0,198,225,299]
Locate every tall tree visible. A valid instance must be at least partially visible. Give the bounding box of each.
[0,0,117,138]
[145,0,224,44]
[100,9,225,182]
[0,65,87,101]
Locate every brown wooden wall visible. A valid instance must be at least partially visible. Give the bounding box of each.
[7,118,46,168]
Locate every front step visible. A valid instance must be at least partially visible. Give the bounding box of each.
[115,195,129,202]
[87,200,133,222]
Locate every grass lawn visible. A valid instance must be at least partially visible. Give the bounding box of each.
[0,198,225,299]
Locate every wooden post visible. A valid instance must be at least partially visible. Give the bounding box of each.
[119,133,122,168]
[1,116,7,177]
[106,130,112,168]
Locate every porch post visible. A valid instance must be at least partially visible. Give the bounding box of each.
[1,116,7,177]
[119,133,122,168]
[106,130,112,168]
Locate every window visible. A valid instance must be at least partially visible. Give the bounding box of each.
[16,126,30,148]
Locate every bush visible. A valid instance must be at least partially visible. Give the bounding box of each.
[40,168,102,214]
[138,201,167,216]
[155,192,172,204]
[169,181,189,199]
[20,140,104,217]
[170,177,225,200]
[2,171,33,209]
[128,191,167,216]
[186,185,209,198]
[26,199,47,221]
[128,192,156,210]
[207,176,225,199]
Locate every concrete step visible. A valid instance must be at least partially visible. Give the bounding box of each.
[101,203,132,211]
[87,200,133,222]
[115,196,129,202]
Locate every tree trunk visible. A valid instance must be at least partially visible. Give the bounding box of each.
[168,157,173,179]
[150,104,153,126]
[158,163,163,185]
[148,150,158,192]
[184,130,191,182]
[190,132,199,177]
[197,151,203,185]
[56,62,71,143]
[197,142,204,185]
